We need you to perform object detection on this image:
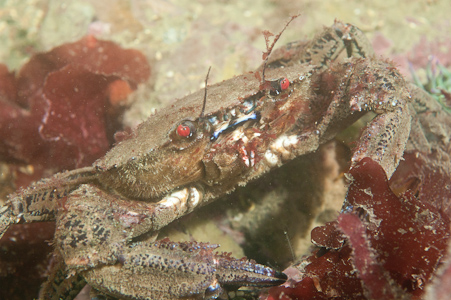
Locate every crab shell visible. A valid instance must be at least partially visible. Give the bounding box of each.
[94,64,312,201]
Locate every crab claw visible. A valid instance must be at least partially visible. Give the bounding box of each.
[202,255,287,299]
[215,254,287,288]
[80,239,286,300]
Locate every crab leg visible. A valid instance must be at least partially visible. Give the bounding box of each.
[82,239,286,300]
[0,166,97,239]
[52,183,215,277]
[0,167,202,240]
[259,21,411,178]
[48,184,284,300]
[263,20,374,71]
[39,251,87,300]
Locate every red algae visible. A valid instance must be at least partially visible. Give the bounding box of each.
[391,151,451,217]
[0,35,150,173]
[267,158,450,300]
[0,223,55,300]
[337,214,395,300]
[0,36,150,300]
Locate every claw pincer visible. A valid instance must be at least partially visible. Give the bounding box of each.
[214,253,287,290]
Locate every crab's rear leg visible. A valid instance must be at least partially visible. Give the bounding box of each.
[264,20,374,70]
[0,206,10,240]
[39,251,87,300]
[298,20,374,68]
[406,84,451,155]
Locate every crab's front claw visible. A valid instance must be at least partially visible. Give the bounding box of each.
[82,239,285,300]
[215,254,287,289]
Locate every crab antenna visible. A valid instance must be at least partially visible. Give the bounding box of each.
[200,66,211,119]
[284,229,296,263]
[261,14,300,84]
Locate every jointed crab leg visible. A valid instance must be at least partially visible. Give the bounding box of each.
[43,184,284,300]
[83,240,286,300]
[259,21,411,178]
[0,166,98,239]
[39,251,87,300]
[53,184,206,273]
[264,21,374,71]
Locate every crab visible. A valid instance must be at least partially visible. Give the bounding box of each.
[0,20,436,299]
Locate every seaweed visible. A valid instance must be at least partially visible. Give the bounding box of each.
[0,35,150,174]
[267,157,451,300]
[0,36,150,300]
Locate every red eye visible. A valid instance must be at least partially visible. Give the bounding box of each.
[177,124,191,137]
[176,121,196,138]
[279,78,290,90]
